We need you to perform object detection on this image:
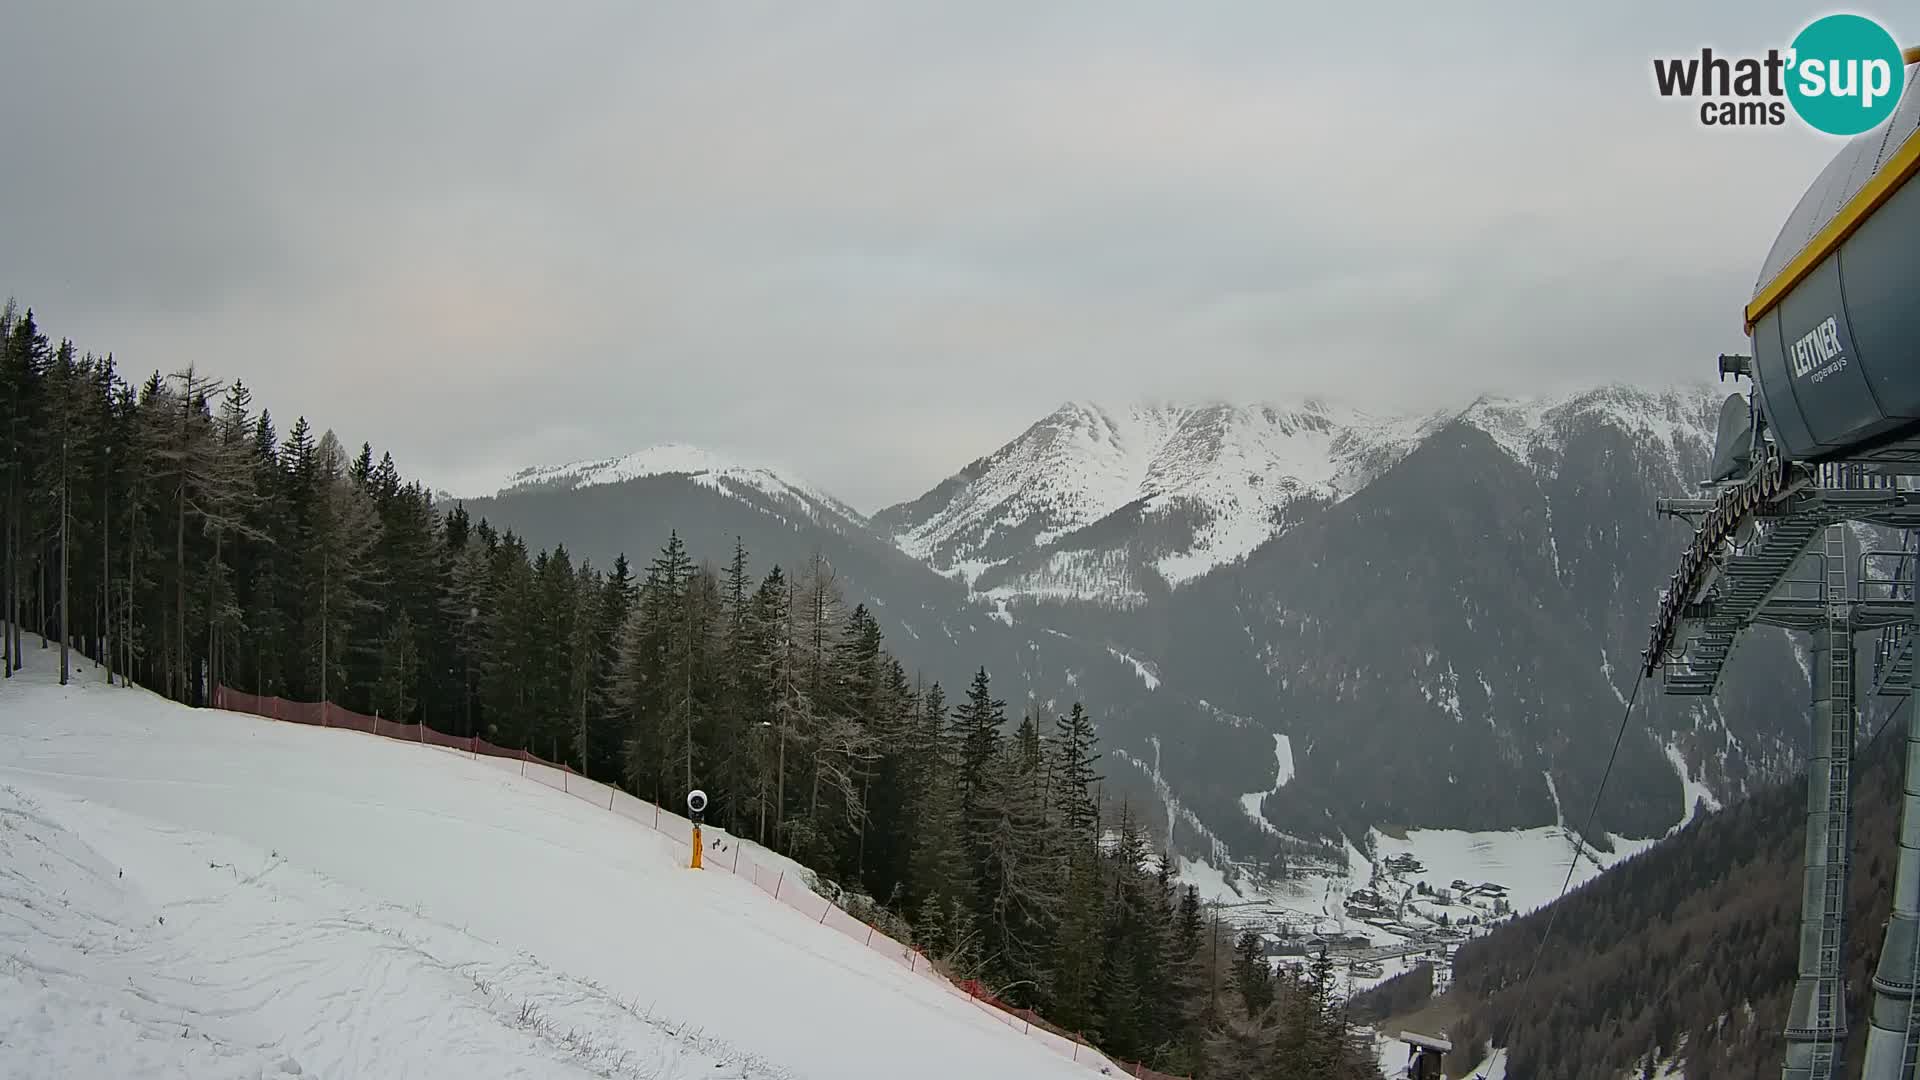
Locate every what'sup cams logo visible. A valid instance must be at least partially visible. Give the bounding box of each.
[1653,13,1906,134]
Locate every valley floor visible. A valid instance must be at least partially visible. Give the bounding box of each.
[1175,757,1667,1016]
[0,646,1102,1080]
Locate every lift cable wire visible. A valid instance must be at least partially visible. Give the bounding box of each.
[1468,672,1911,1079]
[1470,665,1644,1079]
[1465,518,1919,1078]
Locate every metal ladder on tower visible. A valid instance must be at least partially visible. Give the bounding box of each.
[1812,523,1854,1079]
[1901,526,1920,1078]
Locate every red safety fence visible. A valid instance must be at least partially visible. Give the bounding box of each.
[209,685,1186,1079]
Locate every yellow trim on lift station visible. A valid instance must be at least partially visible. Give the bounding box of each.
[1745,48,1920,332]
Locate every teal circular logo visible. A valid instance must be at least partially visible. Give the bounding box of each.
[1786,14,1905,135]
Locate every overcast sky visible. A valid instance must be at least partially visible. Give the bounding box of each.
[0,2,1896,510]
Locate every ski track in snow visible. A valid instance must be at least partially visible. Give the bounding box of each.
[0,785,780,1080]
[1236,735,1294,835]
[0,653,1104,1080]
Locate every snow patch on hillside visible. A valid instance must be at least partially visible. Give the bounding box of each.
[1107,647,1161,690]
[1268,734,1295,788]
[1237,735,1296,837]
[1664,741,1722,830]
[1175,855,1249,905]
[1113,743,1228,866]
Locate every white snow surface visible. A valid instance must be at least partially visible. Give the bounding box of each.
[1236,735,1294,835]
[0,655,1106,1080]
[1175,856,1243,905]
[482,443,867,526]
[1664,740,1722,830]
[1366,825,1655,918]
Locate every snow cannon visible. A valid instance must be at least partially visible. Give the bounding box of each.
[1747,53,1920,465]
[687,789,707,870]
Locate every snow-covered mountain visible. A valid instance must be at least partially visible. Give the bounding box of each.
[479,443,870,532]
[874,401,1453,606]
[458,382,1789,861]
[1459,384,1721,488]
[876,387,1723,609]
[1151,380,1802,847]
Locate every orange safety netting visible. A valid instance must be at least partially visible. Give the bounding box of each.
[210,685,1185,1079]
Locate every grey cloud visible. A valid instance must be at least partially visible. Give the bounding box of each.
[0,1,1895,511]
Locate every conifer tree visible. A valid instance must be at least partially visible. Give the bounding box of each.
[977,738,1063,1003]
[566,558,602,773]
[374,608,420,721]
[443,529,491,736]
[907,681,970,926]
[586,552,637,780]
[305,430,382,709]
[203,379,264,696]
[150,366,253,702]
[1,306,50,675]
[711,537,757,830]
[0,301,1392,1079]
[480,534,538,744]
[1233,929,1274,1015]
[42,341,98,684]
[952,665,1006,905]
[618,531,694,801]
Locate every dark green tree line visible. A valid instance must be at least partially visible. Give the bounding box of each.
[0,302,1380,1079]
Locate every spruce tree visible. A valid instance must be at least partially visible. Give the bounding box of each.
[443,529,492,737]
[304,430,382,710]
[480,534,538,745]
[42,341,98,684]
[566,558,602,773]
[907,681,969,924]
[1234,929,1273,1015]
[2,308,51,675]
[714,537,757,830]
[952,666,1006,872]
[977,739,1062,1004]
[374,608,420,721]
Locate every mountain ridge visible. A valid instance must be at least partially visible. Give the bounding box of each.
[871,382,1728,608]
[455,379,1782,863]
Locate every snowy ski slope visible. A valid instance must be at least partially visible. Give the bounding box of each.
[0,649,1107,1080]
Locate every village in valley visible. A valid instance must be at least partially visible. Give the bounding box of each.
[1204,845,1518,996]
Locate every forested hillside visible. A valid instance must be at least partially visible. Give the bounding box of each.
[1441,701,1910,1080]
[0,301,1380,1079]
